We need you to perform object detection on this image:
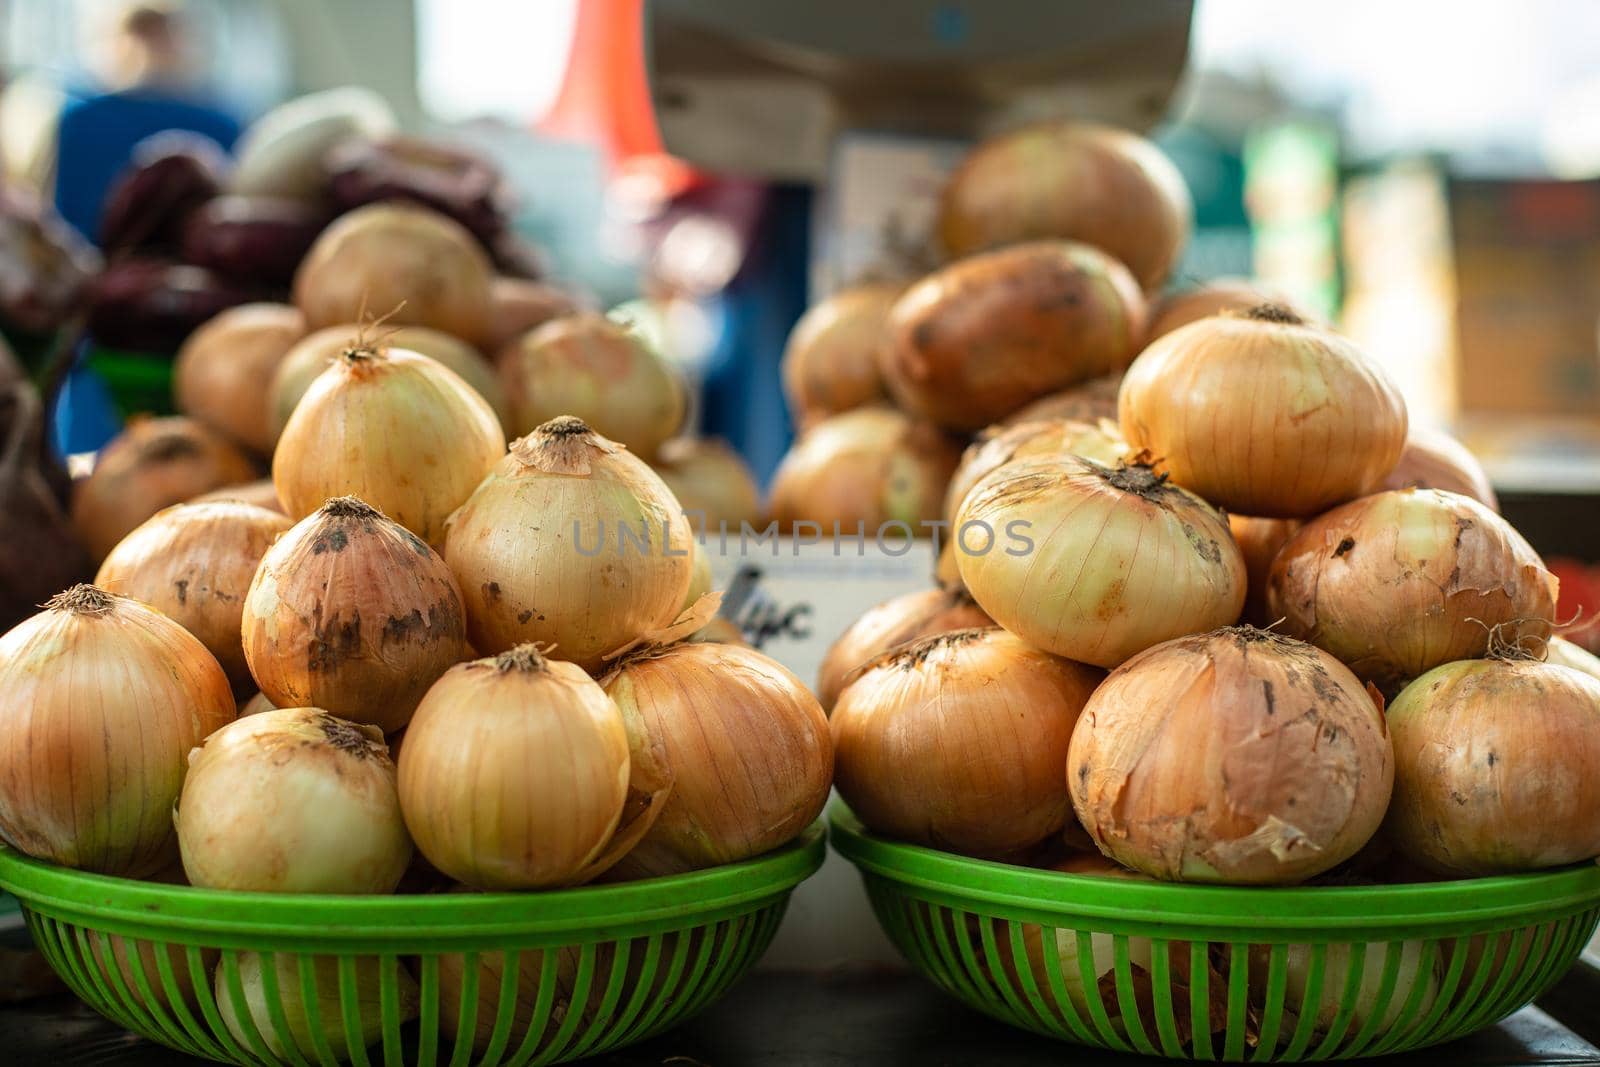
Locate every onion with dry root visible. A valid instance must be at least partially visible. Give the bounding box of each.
[0,586,235,875]
[498,314,687,460]
[1146,279,1301,341]
[880,241,1147,431]
[1384,654,1600,876]
[485,276,584,351]
[444,418,694,671]
[957,456,1246,668]
[1069,627,1394,884]
[95,501,292,692]
[243,497,467,732]
[832,629,1100,858]
[1229,514,1301,628]
[218,951,419,1062]
[1267,489,1557,690]
[173,303,304,455]
[272,338,505,544]
[72,417,259,560]
[1119,306,1408,517]
[650,436,763,535]
[816,586,993,710]
[1001,373,1122,427]
[768,408,961,534]
[938,121,1192,291]
[780,281,902,426]
[1379,425,1498,511]
[942,418,1126,530]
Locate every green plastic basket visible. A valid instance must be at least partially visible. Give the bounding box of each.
[0,823,825,1066]
[830,803,1600,1062]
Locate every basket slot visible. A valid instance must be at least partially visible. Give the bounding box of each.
[1307,940,1368,1059]
[1366,938,1445,1057]
[1276,941,1327,1060]
[249,952,309,1067]
[568,936,635,1059]
[445,950,481,1067]
[153,936,217,1053]
[1034,925,1106,1047]
[1433,928,1513,1041]
[293,953,340,1066]
[83,927,167,1041]
[999,920,1070,1037]
[671,918,735,1024]
[217,950,279,1066]
[1248,942,1289,1061]
[974,917,1041,1034]
[540,940,601,1062]
[1146,937,1184,1058]
[922,901,984,1006]
[378,953,407,1067]
[1109,934,1157,1056]
[1187,939,1213,1061]
[619,925,695,1046]
[473,948,523,1066]
[416,953,442,1067]
[1222,941,1250,1061]
[609,935,666,1047]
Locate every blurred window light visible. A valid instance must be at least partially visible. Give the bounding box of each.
[416,0,577,123]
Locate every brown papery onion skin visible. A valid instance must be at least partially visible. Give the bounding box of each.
[273,342,505,544]
[943,417,1127,530]
[651,437,763,535]
[292,202,493,344]
[173,303,304,455]
[1547,636,1600,683]
[398,646,630,889]
[1385,658,1600,875]
[957,456,1246,669]
[0,585,235,875]
[601,642,832,878]
[1000,373,1122,427]
[243,497,466,733]
[72,417,259,560]
[687,616,747,647]
[816,587,993,711]
[189,478,283,512]
[939,121,1192,291]
[832,629,1100,858]
[498,314,687,461]
[1267,489,1557,690]
[768,407,961,533]
[1145,279,1303,341]
[1379,426,1498,511]
[1069,627,1393,884]
[880,241,1147,431]
[443,418,693,671]
[781,281,902,425]
[1229,514,1301,627]
[485,277,584,352]
[1119,307,1408,518]
[95,501,292,692]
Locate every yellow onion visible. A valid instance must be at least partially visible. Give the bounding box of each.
[942,418,1127,529]
[600,638,832,878]
[1548,636,1600,682]
[1379,425,1498,510]
[243,497,466,732]
[273,340,505,544]
[1249,940,1438,1047]
[96,501,293,692]
[269,323,506,439]
[73,416,259,560]
[498,314,686,461]
[650,436,763,535]
[87,937,220,1014]
[1146,279,1301,341]
[1069,627,1393,884]
[397,646,633,889]
[780,281,902,425]
[437,945,587,1054]
[292,202,493,343]
[1001,373,1122,427]
[682,537,712,612]
[1119,306,1408,517]
[833,629,1099,858]
[1268,489,1557,690]
[0,585,235,875]
[189,478,283,512]
[687,616,747,647]
[485,277,585,352]
[939,121,1192,291]
[177,708,412,892]
[880,241,1146,431]
[444,418,693,671]
[957,456,1246,668]
[1229,514,1301,627]
[218,951,419,1062]
[1384,657,1600,875]
[816,586,993,710]
[173,303,304,455]
[768,408,962,533]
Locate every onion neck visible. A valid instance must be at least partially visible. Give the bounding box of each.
[312,712,387,761]
[889,628,986,669]
[511,416,620,475]
[494,644,551,674]
[47,584,116,617]
[320,496,382,521]
[1244,303,1305,326]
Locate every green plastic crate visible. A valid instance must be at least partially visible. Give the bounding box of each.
[830,803,1600,1061]
[0,822,825,1066]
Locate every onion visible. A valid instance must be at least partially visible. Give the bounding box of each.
[682,537,713,612]
[650,437,763,535]
[816,586,992,711]
[1119,306,1408,517]
[1250,940,1438,1046]
[0,585,235,875]
[780,281,901,425]
[1229,514,1301,627]
[1379,425,1498,510]
[240,692,275,716]
[293,202,494,343]
[1384,656,1600,875]
[832,629,1100,857]
[1268,489,1558,689]
[688,616,747,647]
[217,951,419,1062]
[72,417,259,560]
[1000,373,1122,427]
[938,121,1192,290]
[498,314,686,461]
[272,338,505,544]
[600,636,832,878]
[443,418,694,671]
[1069,626,1393,884]
[1548,635,1600,682]
[268,323,506,440]
[173,303,305,456]
[437,946,587,1054]
[942,418,1127,530]
[243,497,467,732]
[880,241,1147,431]
[486,277,584,352]
[229,86,396,200]
[177,708,412,893]
[1146,279,1301,341]
[188,478,283,512]
[95,501,293,692]
[769,408,961,533]
[87,936,219,1014]
[397,645,633,889]
[957,456,1246,668]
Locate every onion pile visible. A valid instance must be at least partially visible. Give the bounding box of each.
[816,585,992,710]
[780,281,902,427]
[650,436,764,534]
[1228,514,1300,627]
[172,303,304,455]
[1379,425,1499,509]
